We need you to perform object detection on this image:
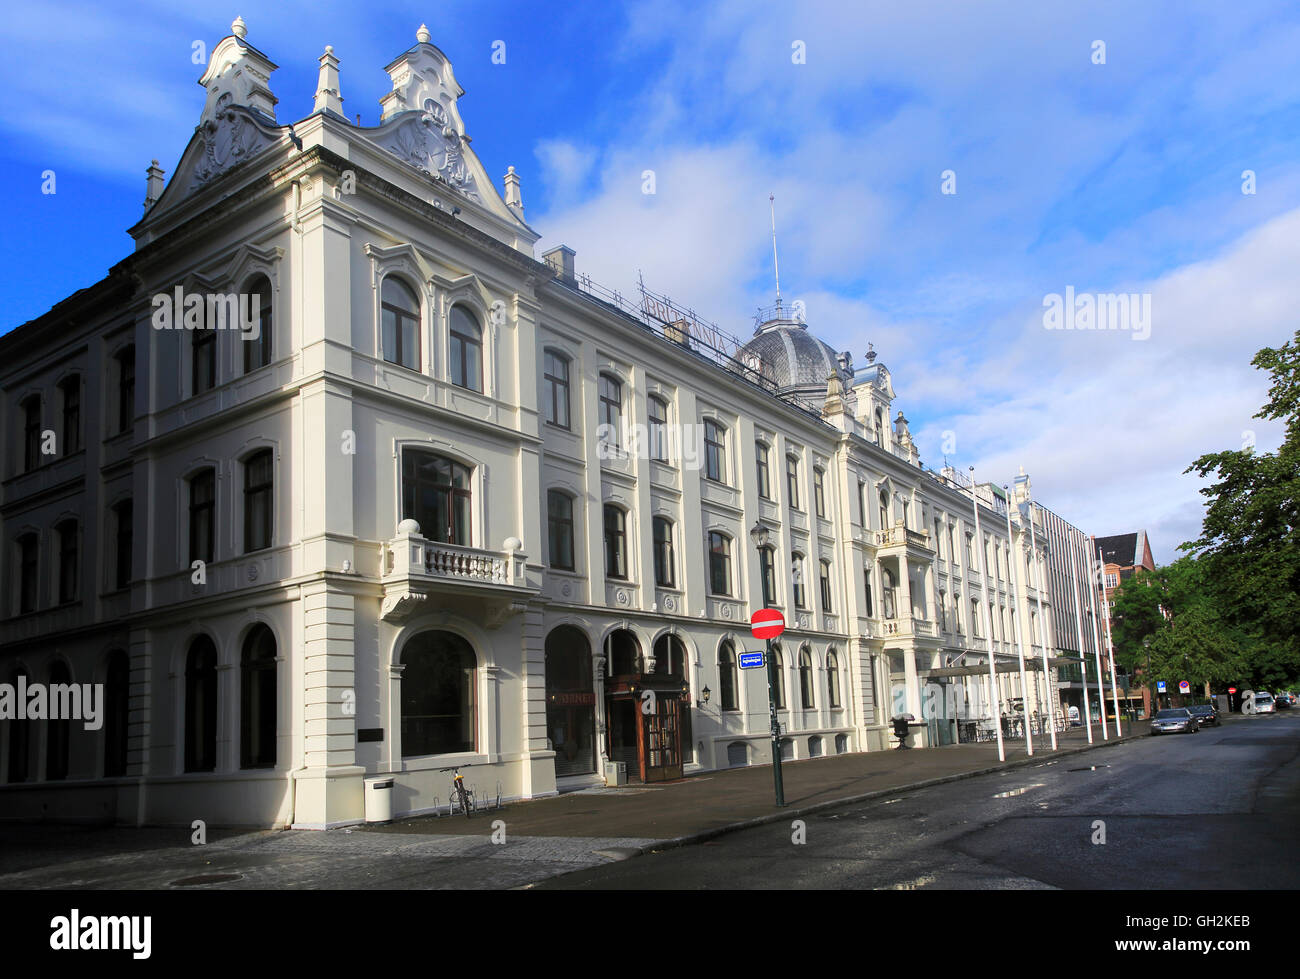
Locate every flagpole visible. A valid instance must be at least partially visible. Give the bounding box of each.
[1067,531,1094,744]
[1084,533,1109,740]
[970,467,1004,762]
[1004,485,1033,756]
[1097,540,1124,736]
[1027,494,1058,749]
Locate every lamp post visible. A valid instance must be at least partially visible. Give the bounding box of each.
[750,521,785,807]
[969,467,1004,762]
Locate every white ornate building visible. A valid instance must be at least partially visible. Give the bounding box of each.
[0,21,1086,829]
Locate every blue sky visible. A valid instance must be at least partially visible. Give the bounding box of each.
[3,0,1299,560]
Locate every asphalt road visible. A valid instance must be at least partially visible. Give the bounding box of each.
[535,712,1300,889]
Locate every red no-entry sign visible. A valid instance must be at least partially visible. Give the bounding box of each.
[751,608,785,640]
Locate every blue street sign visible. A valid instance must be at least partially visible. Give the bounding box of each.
[739,651,765,670]
[1156,680,1167,693]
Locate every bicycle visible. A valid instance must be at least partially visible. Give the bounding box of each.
[441,765,475,818]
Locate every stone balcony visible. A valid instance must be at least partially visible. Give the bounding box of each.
[878,616,937,639]
[873,522,934,559]
[380,519,534,625]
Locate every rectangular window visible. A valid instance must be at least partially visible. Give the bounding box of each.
[814,468,826,518]
[118,348,135,434]
[190,470,216,564]
[708,532,731,596]
[402,451,472,545]
[244,451,273,552]
[858,480,866,527]
[18,535,38,613]
[653,517,674,587]
[244,284,273,373]
[819,561,833,613]
[934,519,943,559]
[793,555,807,608]
[114,501,133,590]
[61,380,80,454]
[543,351,571,429]
[786,455,800,510]
[23,397,41,471]
[1105,572,1118,588]
[756,443,772,499]
[648,397,669,462]
[704,419,726,482]
[598,374,622,447]
[192,331,216,394]
[760,547,776,606]
[547,491,575,571]
[603,505,627,580]
[57,522,78,603]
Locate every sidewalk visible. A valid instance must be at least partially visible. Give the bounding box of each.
[365,719,1152,848]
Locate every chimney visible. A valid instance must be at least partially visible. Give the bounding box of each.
[503,166,523,215]
[542,245,576,284]
[144,159,165,212]
[313,45,345,117]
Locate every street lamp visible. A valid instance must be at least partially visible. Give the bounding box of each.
[749,519,785,807]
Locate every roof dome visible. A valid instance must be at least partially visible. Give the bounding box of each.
[738,314,850,401]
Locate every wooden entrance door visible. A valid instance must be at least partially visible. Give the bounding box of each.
[637,694,683,782]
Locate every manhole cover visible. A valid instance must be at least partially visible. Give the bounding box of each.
[169,873,243,887]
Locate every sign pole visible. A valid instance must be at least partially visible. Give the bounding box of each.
[765,636,785,807]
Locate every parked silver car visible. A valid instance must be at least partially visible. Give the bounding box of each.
[1255,693,1276,714]
[1150,708,1199,735]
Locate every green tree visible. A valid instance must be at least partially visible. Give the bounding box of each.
[1183,328,1300,690]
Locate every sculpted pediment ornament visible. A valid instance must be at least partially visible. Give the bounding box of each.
[379,100,480,201]
[189,100,279,191]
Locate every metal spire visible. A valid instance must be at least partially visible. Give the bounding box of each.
[769,193,782,316]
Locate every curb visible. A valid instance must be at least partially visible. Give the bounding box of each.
[625,730,1145,859]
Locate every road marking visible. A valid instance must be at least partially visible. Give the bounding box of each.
[993,783,1045,798]
[884,873,936,890]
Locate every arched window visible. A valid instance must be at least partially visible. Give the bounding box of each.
[707,531,732,596]
[243,449,273,552]
[606,629,642,676]
[243,274,273,373]
[819,559,833,612]
[547,490,575,571]
[718,641,738,711]
[400,631,477,756]
[603,504,628,580]
[240,625,277,769]
[808,735,824,757]
[798,647,815,709]
[6,667,30,782]
[449,305,483,392]
[545,626,595,777]
[759,545,777,606]
[56,519,78,604]
[704,419,726,482]
[827,650,841,708]
[381,277,420,370]
[104,650,130,777]
[772,645,786,710]
[654,634,687,677]
[402,449,471,545]
[184,636,218,772]
[46,660,71,780]
[543,350,571,428]
[648,396,669,462]
[598,373,622,446]
[189,469,216,564]
[791,552,807,609]
[882,567,897,619]
[58,375,80,454]
[653,516,674,587]
[22,394,41,471]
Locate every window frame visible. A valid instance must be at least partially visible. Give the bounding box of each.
[547,490,576,571]
[543,349,571,429]
[192,328,216,395]
[792,552,807,609]
[704,418,727,483]
[56,518,78,604]
[401,449,473,546]
[707,531,732,596]
[603,504,628,580]
[598,373,623,447]
[189,468,216,565]
[380,276,421,371]
[819,559,833,613]
[59,376,80,455]
[652,516,675,588]
[243,275,274,374]
[242,449,274,553]
[648,396,670,462]
[813,467,826,518]
[22,394,41,472]
[448,304,483,392]
[759,545,777,606]
[786,454,801,510]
